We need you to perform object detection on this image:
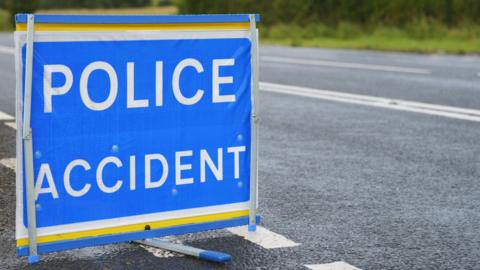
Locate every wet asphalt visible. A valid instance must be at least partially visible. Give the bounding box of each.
[0,33,480,269]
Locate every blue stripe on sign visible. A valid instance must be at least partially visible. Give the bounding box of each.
[15,14,260,24]
[17,215,261,256]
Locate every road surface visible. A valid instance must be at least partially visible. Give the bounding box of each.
[0,33,479,269]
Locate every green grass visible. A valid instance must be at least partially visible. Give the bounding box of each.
[261,22,480,54]
[36,6,177,15]
[1,8,478,54]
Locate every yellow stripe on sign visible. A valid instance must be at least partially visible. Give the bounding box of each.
[17,209,249,246]
[15,22,250,31]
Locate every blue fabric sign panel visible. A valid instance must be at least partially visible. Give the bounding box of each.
[22,37,252,228]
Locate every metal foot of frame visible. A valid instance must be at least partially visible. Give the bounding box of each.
[134,239,231,263]
[27,254,40,264]
[248,224,257,232]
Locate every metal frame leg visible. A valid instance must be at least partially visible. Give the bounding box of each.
[248,14,260,232]
[22,14,39,264]
[134,239,231,263]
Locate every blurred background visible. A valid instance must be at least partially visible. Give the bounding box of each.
[1,0,480,54]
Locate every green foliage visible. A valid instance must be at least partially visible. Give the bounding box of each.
[154,0,173,7]
[0,0,153,26]
[0,9,12,31]
[178,0,480,27]
[177,0,480,53]
[1,0,39,26]
[37,0,151,9]
[2,0,39,14]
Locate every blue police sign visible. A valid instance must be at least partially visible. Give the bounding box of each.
[14,14,260,257]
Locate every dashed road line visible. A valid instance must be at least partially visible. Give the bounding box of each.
[227,225,300,249]
[0,110,14,121]
[4,121,16,130]
[0,157,16,170]
[138,237,184,258]
[260,82,480,122]
[140,243,183,258]
[0,45,14,55]
[306,261,361,270]
[0,111,16,130]
[262,55,431,74]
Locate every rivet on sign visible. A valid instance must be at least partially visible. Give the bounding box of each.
[111,144,119,153]
[34,150,41,159]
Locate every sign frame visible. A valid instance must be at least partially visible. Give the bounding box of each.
[14,13,260,263]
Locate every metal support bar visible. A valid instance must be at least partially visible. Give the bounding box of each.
[22,14,39,264]
[248,14,259,232]
[134,239,231,263]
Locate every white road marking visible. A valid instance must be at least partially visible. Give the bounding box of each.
[227,225,300,249]
[4,121,16,130]
[306,261,361,270]
[0,45,14,55]
[0,110,14,121]
[0,157,16,170]
[0,111,16,130]
[138,237,184,258]
[140,244,183,258]
[61,244,129,260]
[260,82,480,122]
[262,56,431,74]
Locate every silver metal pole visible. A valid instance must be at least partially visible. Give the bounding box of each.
[22,14,39,264]
[134,239,231,263]
[248,14,259,232]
